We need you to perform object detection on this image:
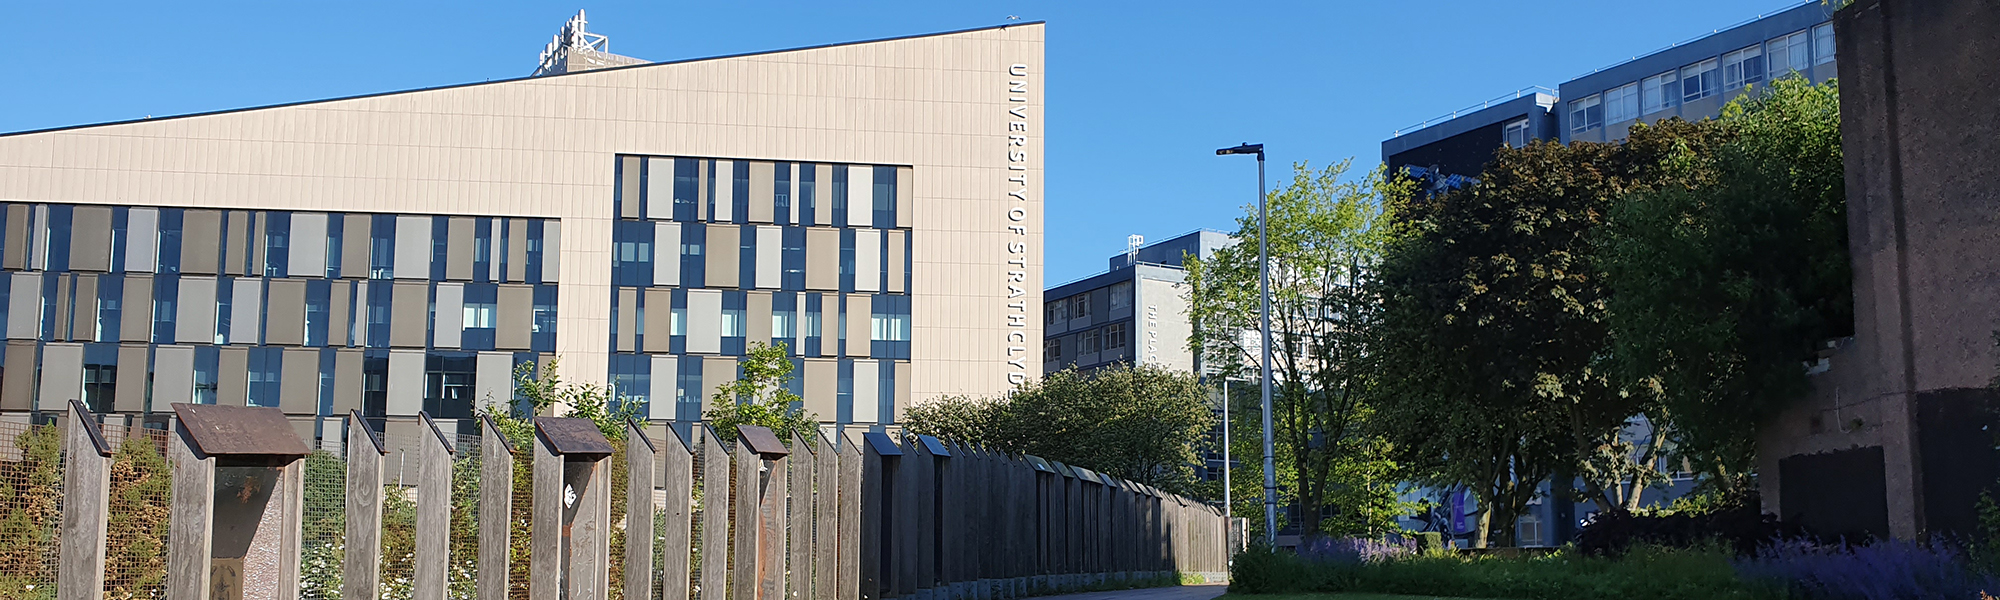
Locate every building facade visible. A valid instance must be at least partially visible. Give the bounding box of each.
[1042,231,1227,375]
[1382,1,1839,183]
[0,22,1046,444]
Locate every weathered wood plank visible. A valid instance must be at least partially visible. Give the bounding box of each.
[787,433,813,600]
[414,414,455,600]
[531,425,562,599]
[700,427,732,600]
[627,420,658,600]
[857,435,884,600]
[346,412,385,600]
[812,433,839,600]
[573,452,612,600]
[166,420,215,600]
[732,441,759,600]
[479,417,514,600]
[58,402,110,600]
[836,433,861,600]
[660,426,695,600]
[758,447,787,600]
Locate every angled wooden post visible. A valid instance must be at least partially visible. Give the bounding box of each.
[859,431,902,600]
[812,432,840,600]
[732,437,759,600]
[659,425,695,600]
[735,425,790,600]
[533,417,615,600]
[345,411,387,600]
[837,432,862,600]
[57,400,111,600]
[478,416,514,600]
[788,432,815,600]
[414,412,455,600]
[164,403,312,600]
[699,426,732,600]
[627,419,658,600]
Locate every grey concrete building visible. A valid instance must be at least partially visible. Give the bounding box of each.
[1042,231,1229,376]
[0,19,1047,445]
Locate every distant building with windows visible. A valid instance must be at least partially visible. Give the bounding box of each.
[1043,231,1229,375]
[1375,1,1837,546]
[0,19,1046,446]
[1382,1,1839,184]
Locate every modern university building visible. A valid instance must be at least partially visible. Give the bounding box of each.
[0,15,1046,444]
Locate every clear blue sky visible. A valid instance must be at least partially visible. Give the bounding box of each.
[0,0,1804,285]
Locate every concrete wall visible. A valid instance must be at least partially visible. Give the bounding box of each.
[1759,0,2000,539]
[0,24,1045,404]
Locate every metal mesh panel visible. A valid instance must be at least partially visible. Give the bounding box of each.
[0,421,61,598]
[102,424,172,600]
[608,448,628,600]
[449,432,481,599]
[380,432,423,598]
[508,448,532,600]
[301,435,348,600]
[689,436,706,600]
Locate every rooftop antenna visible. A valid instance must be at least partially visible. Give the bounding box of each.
[1126,234,1145,266]
[534,9,630,77]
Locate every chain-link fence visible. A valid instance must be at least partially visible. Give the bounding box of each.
[448,431,481,600]
[301,436,347,600]
[508,445,532,600]
[0,420,62,600]
[102,424,171,600]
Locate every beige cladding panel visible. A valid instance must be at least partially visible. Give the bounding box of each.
[705,224,738,289]
[747,291,772,348]
[701,356,734,411]
[182,210,222,274]
[341,214,372,279]
[3,343,36,410]
[643,289,673,352]
[217,346,247,406]
[281,348,321,415]
[748,161,775,223]
[225,211,250,276]
[845,295,872,358]
[3,205,26,270]
[115,344,149,413]
[0,23,1046,402]
[447,217,475,280]
[802,359,835,419]
[804,228,838,291]
[71,206,113,272]
[333,350,363,414]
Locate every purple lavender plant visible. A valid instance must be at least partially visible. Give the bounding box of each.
[1736,538,2000,599]
[1295,536,1417,565]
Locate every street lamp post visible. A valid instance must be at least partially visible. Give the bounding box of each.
[1216,142,1276,546]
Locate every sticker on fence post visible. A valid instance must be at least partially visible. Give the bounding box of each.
[531,417,615,600]
[164,402,312,600]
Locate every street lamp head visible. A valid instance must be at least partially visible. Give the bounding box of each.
[1215,143,1264,156]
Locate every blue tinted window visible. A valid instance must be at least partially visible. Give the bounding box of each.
[532,284,558,353]
[721,291,746,356]
[152,275,178,342]
[839,229,856,292]
[45,205,72,272]
[614,221,653,287]
[462,283,497,351]
[362,351,388,416]
[836,358,853,424]
[673,158,700,222]
[431,216,449,281]
[732,161,750,224]
[317,350,337,416]
[39,273,58,338]
[739,225,755,290]
[96,276,123,343]
[82,343,118,413]
[874,166,896,228]
[879,358,896,424]
[214,277,234,344]
[782,228,805,291]
[365,281,391,348]
[830,165,848,225]
[305,280,330,347]
[425,352,477,419]
[247,347,282,408]
[803,293,822,356]
[264,212,291,278]
[193,346,219,405]
[110,208,129,273]
[472,217,492,283]
[774,163,793,226]
[525,220,545,284]
[798,163,817,224]
[157,209,184,275]
[324,213,344,278]
[681,224,706,288]
[609,353,649,417]
[677,355,703,422]
[369,214,395,279]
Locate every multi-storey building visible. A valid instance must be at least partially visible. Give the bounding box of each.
[0,18,1046,445]
[1042,231,1228,375]
[1375,1,1838,546]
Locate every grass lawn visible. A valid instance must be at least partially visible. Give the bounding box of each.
[1218,594,1511,600]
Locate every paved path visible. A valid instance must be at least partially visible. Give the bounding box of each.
[1033,584,1229,600]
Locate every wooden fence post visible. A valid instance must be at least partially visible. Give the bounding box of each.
[414,412,455,600]
[345,411,387,600]
[627,419,658,600]
[812,432,840,600]
[532,417,615,600]
[164,403,311,600]
[788,432,815,600]
[858,431,901,600]
[699,426,731,600]
[732,425,790,600]
[57,400,111,600]
[659,425,694,600]
[478,416,513,600]
[837,432,863,600]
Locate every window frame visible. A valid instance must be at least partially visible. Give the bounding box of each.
[1604,83,1640,124]
[1568,94,1603,134]
[1680,58,1720,103]
[1722,44,1766,90]
[1813,23,1835,66]
[1641,70,1678,115]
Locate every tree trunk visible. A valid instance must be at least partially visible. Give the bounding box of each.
[1471,506,1492,548]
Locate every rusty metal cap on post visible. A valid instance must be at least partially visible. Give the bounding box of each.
[534,417,614,458]
[736,425,789,459]
[172,403,311,458]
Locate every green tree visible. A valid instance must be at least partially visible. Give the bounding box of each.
[1184,160,1410,539]
[904,364,1216,495]
[703,341,821,446]
[1370,123,1688,545]
[1600,77,1848,490]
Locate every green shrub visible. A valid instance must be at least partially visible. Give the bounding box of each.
[1230,544,1777,600]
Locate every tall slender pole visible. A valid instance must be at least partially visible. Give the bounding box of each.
[1256,151,1277,546]
[1222,379,1231,520]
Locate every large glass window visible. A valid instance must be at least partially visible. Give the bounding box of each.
[193,346,219,405]
[873,166,896,228]
[324,213,343,278]
[1642,71,1678,114]
[1044,338,1061,361]
[721,291,746,355]
[157,209,184,275]
[798,163,817,225]
[264,212,291,278]
[1047,297,1068,323]
[774,162,793,226]
[802,293,821,356]
[369,214,395,279]
[1813,23,1835,66]
[362,352,387,416]
[830,165,849,226]
[461,283,497,350]
[305,280,331,347]
[1070,294,1092,320]
[781,227,806,291]
[525,221,545,284]
[1104,322,1128,351]
[1722,45,1765,90]
[247,347,282,408]
[1079,329,1101,355]
[532,284,558,353]
[1768,30,1811,79]
[365,281,392,348]
[1109,281,1133,311]
[1681,59,1720,102]
[1605,83,1640,124]
[838,229,856,292]
[680,225,706,288]
[472,217,492,283]
[731,161,751,224]
[772,293,798,342]
[44,205,72,272]
[607,353,649,417]
[1503,119,1531,149]
[152,275,178,342]
[425,352,477,419]
[82,344,116,413]
[673,158,700,222]
[1568,95,1603,134]
[614,220,654,287]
